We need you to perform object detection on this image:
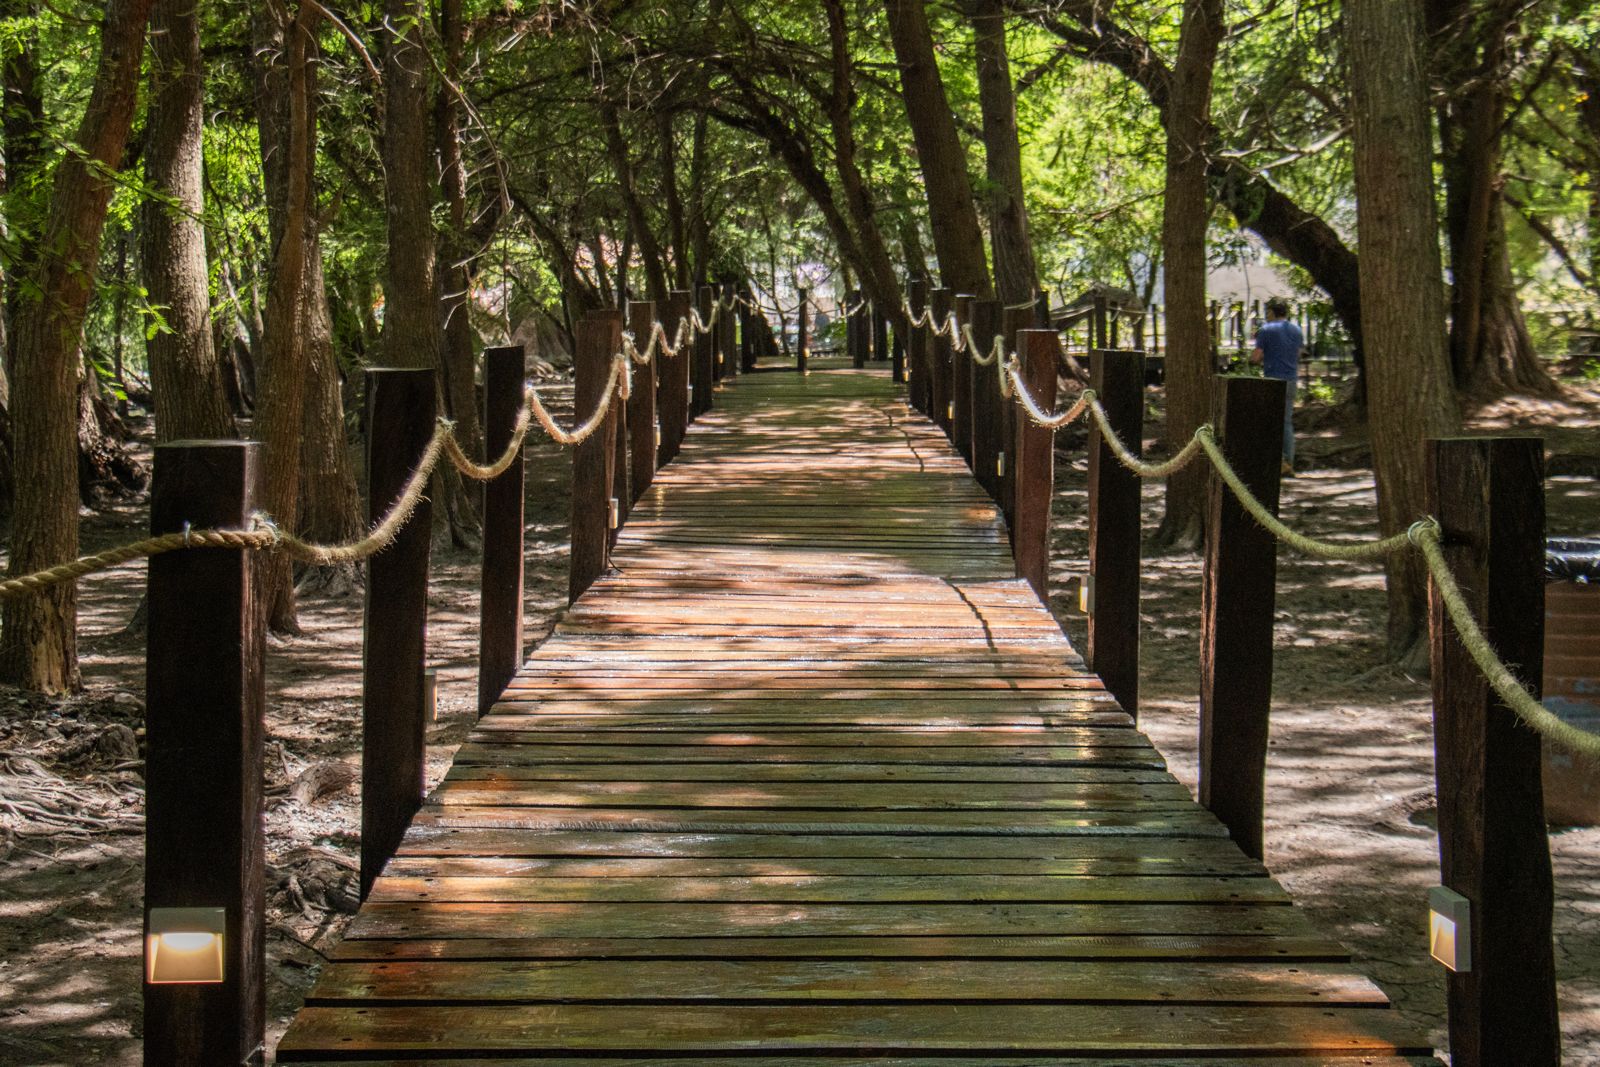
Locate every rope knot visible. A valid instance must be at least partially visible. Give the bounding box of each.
[1407,518,1441,547]
[252,512,282,545]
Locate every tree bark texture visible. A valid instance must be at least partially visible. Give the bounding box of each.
[141,0,235,444]
[1155,0,1223,550]
[604,103,671,303]
[1346,0,1462,658]
[436,0,485,476]
[971,0,1038,306]
[883,0,993,297]
[658,112,691,290]
[383,0,441,373]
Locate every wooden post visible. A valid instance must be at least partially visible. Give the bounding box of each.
[739,298,757,372]
[1199,375,1285,861]
[929,288,954,437]
[693,286,714,414]
[891,315,907,384]
[477,345,527,718]
[360,367,435,900]
[951,294,975,466]
[872,300,889,364]
[1426,436,1559,1067]
[1092,292,1109,349]
[720,282,738,379]
[1151,304,1161,355]
[627,301,658,504]
[609,331,629,551]
[1013,329,1057,599]
[970,298,1003,503]
[570,311,620,604]
[999,306,1032,536]
[658,291,691,466]
[1034,288,1050,330]
[144,441,265,1067]
[1087,349,1144,719]
[796,288,810,375]
[906,278,928,407]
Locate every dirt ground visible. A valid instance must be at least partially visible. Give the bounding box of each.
[0,372,1597,1065]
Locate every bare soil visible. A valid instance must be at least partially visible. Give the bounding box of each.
[0,375,1596,1065]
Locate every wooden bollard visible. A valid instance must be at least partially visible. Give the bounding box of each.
[1199,375,1284,860]
[951,294,975,466]
[477,346,527,718]
[720,282,738,380]
[693,286,715,411]
[1093,292,1109,349]
[1013,329,1058,599]
[891,315,907,384]
[739,297,757,372]
[906,278,928,408]
[609,333,629,552]
[626,300,658,504]
[970,298,1003,502]
[1087,349,1144,719]
[659,290,691,465]
[1427,436,1558,1066]
[873,300,889,364]
[1034,288,1051,330]
[570,311,620,604]
[361,367,435,899]
[999,306,1032,535]
[797,288,810,375]
[929,287,954,437]
[144,441,265,1067]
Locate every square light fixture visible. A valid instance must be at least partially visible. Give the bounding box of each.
[146,907,225,984]
[997,452,1006,477]
[608,497,621,530]
[1429,886,1471,972]
[1078,575,1094,615]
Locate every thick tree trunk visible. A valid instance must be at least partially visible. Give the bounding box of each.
[971,0,1038,306]
[658,111,691,290]
[883,0,992,297]
[0,0,153,692]
[141,0,235,444]
[603,103,670,303]
[1154,0,1223,550]
[252,1,322,633]
[297,250,363,592]
[1346,0,1462,661]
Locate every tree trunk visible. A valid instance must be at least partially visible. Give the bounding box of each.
[971,0,1038,306]
[1154,0,1223,550]
[0,0,153,693]
[1346,0,1462,661]
[141,0,235,444]
[603,103,670,304]
[297,250,363,593]
[883,0,992,297]
[658,111,691,290]
[252,0,322,633]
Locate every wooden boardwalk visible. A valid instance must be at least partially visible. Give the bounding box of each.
[278,360,1435,1063]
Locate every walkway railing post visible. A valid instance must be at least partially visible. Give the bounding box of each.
[1426,435,1559,1066]
[361,367,436,900]
[1034,288,1051,329]
[721,282,738,380]
[144,440,265,1067]
[478,345,527,718]
[1087,349,1144,719]
[797,288,810,375]
[694,286,715,412]
[930,287,954,437]
[999,306,1032,536]
[739,297,757,372]
[659,290,691,465]
[891,312,907,384]
[609,333,629,552]
[1198,374,1284,861]
[907,278,928,409]
[1013,329,1058,599]
[970,298,1003,503]
[627,300,658,505]
[951,294,975,466]
[570,310,621,604]
[873,300,890,365]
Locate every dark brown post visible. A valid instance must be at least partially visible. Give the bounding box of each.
[999,306,1032,535]
[570,311,620,604]
[626,301,658,504]
[891,317,907,384]
[796,288,810,375]
[609,337,629,551]
[739,298,757,372]
[1199,375,1285,861]
[873,300,890,364]
[709,285,725,384]
[1427,436,1558,1067]
[720,282,738,379]
[906,278,928,408]
[361,367,435,899]
[1087,349,1144,719]
[929,287,954,436]
[144,441,265,1067]
[951,294,975,465]
[1033,288,1051,329]
[1013,330,1057,599]
[692,286,714,414]
[1092,292,1109,349]
[477,346,527,717]
[849,289,866,368]
[659,290,691,465]
[970,299,1003,503]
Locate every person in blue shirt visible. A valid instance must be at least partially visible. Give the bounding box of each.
[1251,297,1304,476]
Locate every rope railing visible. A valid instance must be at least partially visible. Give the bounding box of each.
[0,297,739,602]
[896,296,1594,759]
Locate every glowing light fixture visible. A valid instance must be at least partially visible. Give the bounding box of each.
[1429,886,1471,972]
[424,668,439,722]
[146,907,225,984]
[1078,575,1094,615]
[997,452,1006,478]
[947,402,955,421]
[654,424,662,450]
[608,498,621,530]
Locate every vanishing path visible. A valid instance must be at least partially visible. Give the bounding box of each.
[277,360,1434,1062]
